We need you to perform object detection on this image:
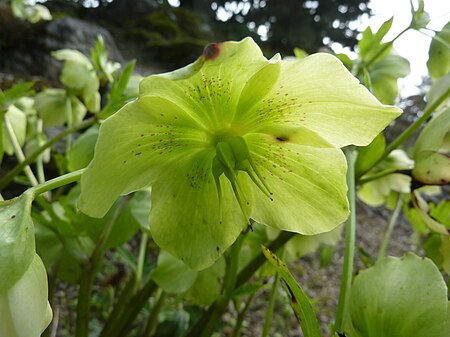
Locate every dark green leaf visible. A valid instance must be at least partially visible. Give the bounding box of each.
[262,246,321,337]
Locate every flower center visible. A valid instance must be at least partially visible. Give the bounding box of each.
[212,135,273,222]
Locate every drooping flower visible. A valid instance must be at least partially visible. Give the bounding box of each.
[79,37,401,269]
[0,254,53,337]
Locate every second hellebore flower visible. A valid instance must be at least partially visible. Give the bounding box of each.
[80,38,401,269]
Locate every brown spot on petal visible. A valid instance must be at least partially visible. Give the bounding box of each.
[203,43,222,60]
[275,135,290,142]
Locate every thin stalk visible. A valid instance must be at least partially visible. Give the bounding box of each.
[36,119,46,185]
[232,292,256,337]
[142,290,167,337]
[185,230,295,337]
[99,274,138,337]
[65,98,73,155]
[109,278,158,337]
[3,115,39,187]
[358,169,411,185]
[75,197,128,337]
[377,194,403,260]
[262,273,280,337]
[334,147,357,334]
[0,117,97,191]
[28,169,85,198]
[136,233,148,288]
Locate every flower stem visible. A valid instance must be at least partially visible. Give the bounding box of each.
[185,230,295,337]
[75,197,128,337]
[0,117,97,191]
[3,115,39,187]
[136,233,148,289]
[142,290,166,337]
[378,194,403,260]
[232,292,256,337]
[334,147,357,334]
[28,169,85,198]
[262,272,280,337]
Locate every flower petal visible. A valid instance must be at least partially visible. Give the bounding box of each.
[6,254,52,337]
[245,132,349,234]
[79,96,209,218]
[139,37,275,130]
[237,53,402,147]
[149,150,251,270]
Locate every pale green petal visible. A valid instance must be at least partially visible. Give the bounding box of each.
[149,150,251,270]
[79,96,209,218]
[237,53,401,147]
[0,192,35,291]
[245,133,349,234]
[151,250,198,293]
[7,254,52,337]
[140,37,275,130]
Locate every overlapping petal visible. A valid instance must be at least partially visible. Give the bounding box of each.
[235,53,402,147]
[245,132,349,234]
[80,95,210,217]
[148,150,251,269]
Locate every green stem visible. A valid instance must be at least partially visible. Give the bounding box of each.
[185,230,295,337]
[99,274,138,337]
[136,233,148,289]
[0,117,97,191]
[109,279,158,337]
[358,169,411,185]
[28,169,85,198]
[262,273,280,337]
[3,115,39,187]
[142,290,166,337]
[223,231,246,297]
[377,194,403,260]
[75,197,128,337]
[334,147,357,334]
[232,292,256,337]
[36,119,46,185]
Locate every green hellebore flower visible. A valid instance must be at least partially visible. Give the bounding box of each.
[0,254,53,337]
[79,37,401,269]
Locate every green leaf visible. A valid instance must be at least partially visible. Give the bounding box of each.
[427,21,450,78]
[346,253,449,337]
[1,82,34,108]
[358,18,394,63]
[413,107,450,185]
[355,133,386,177]
[67,125,99,171]
[262,246,321,337]
[0,192,35,291]
[427,72,450,109]
[369,54,410,104]
[151,250,198,294]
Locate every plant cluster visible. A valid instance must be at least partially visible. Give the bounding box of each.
[0,1,449,337]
